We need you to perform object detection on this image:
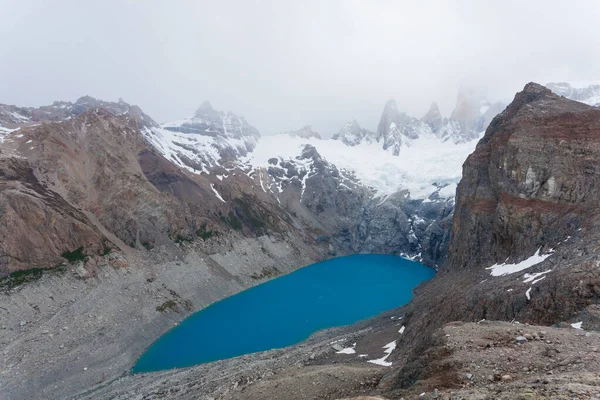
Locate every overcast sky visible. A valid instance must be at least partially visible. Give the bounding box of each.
[2,0,600,136]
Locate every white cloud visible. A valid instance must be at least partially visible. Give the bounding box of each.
[1,0,600,136]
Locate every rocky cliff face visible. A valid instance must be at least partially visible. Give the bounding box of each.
[381,83,600,393]
[449,83,600,270]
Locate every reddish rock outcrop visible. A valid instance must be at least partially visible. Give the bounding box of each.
[382,83,600,392]
[0,107,306,277]
[450,82,600,270]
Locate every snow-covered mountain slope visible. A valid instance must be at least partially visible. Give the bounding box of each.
[241,132,477,200]
[149,89,504,202]
[142,102,260,173]
[546,81,600,106]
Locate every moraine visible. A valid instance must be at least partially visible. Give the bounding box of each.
[133,254,435,373]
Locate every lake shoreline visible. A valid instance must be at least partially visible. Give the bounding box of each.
[133,254,434,373]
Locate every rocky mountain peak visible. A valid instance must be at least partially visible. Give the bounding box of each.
[0,96,158,131]
[192,100,221,122]
[450,81,600,271]
[421,102,443,132]
[285,125,322,139]
[377,99,428,155]
[333,120,376,146]
[198,100,214,111]
[146,103,261,172]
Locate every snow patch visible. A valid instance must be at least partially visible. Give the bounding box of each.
[210,184,226,203]
[336,343,356,354]
[525,287,532,300]
[571,321,583,330]
[367,340,396,367]
[487,248,554,277]
[523,269,552,283]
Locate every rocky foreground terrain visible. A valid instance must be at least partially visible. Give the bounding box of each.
[1,82,600,399]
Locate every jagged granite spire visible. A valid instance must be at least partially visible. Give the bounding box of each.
[421,102,443,133]
[376,99,428,155]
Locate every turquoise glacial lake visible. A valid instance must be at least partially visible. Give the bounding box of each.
[133,254,435,373]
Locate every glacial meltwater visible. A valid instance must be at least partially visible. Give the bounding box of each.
[133,254,435,373]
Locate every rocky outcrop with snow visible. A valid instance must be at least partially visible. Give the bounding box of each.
[0,96,157,131]
[283,125,322,139]
[332,120,376,146]
[142,102,261,173]
[375,91,506,152]
[376,99,428,155]
[546,81,600,106]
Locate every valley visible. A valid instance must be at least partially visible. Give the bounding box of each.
[1,81,600,400]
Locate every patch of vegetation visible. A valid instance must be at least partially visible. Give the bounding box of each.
[220,211,243,230]
[174,234,193,244]
[141,241,153,251]
[61,247,86,263]
[250,266,280,280]
[315,203,325,213]
[156,297,193,313]
[102,245,112,256]
[156,300,178,313]
[0,263,66,291]
[196,223,215,240]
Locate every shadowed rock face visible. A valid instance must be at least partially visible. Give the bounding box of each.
[0,157,106,275]
[421,102,443,133]
[449,82,600,270]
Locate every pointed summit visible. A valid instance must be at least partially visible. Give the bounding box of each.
[376,98,427,155]
[333,120,376,146]
[421,102,443,132]
[285,125,321,139]
[377,99,400,141]
[193,101,221,122]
